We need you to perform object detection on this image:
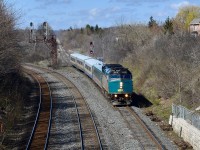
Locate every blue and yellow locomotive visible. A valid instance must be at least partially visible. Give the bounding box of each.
[101,64,133,105]
[70,53,133,106]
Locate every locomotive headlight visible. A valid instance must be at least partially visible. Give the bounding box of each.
[120,82,123,88]
[125,94,128,98]
[114,94,118,98]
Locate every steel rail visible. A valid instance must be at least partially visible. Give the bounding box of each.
[44,75,53,150]
[23,68,53,150]
[54,73,84,150]
[24,64,103,150]
[25,70,42,150]
[126,106,165,150]
[117,107,145,150]
[51,71,103,150]
[24,65,84,149]
[83,90,103,150]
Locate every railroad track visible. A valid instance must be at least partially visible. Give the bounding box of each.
[24,64,103,150]
[117,106,165,150]
[23,68,53,150]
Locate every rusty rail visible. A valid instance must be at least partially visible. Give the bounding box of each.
[24,64,103,150]
[24,68,53,150]
[126,107,166,150]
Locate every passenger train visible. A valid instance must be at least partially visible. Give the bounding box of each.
[70,53,133,106]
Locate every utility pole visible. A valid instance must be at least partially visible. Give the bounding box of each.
[29,22,58,68]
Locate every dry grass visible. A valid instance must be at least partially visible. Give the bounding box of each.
[0,72,32,136]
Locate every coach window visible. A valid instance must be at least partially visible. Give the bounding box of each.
[71,57,75,62]
[94,68,101,80]
[85,65,91,71]
[77,60,83,66]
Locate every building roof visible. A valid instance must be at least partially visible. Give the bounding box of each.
[190,18,200,25]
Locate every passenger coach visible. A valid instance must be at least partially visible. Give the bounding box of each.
[69,53,133,106]
[70,53,90,71]
[84,58,103,78]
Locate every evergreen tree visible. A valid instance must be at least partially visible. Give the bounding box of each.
[90,26,94,33]
[148,16,158,28]
[86,24,91,35]
[95,24,99,32]
[80,28,84,34]
[86,24,91,30]
[163,17,174,35]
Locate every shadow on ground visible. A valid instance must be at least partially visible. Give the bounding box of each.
[131,93,153,108]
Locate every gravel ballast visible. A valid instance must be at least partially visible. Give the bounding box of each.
[25,65,178,150]
[59,66,178,150]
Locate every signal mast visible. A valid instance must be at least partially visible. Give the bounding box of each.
[89,41,94,56]
[29,22,57,68]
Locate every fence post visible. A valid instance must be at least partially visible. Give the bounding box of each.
[171,113,173,126]
[179,127,182,137]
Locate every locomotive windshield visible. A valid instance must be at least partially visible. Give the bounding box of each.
[109,68,132,79]
[102,64,132,79]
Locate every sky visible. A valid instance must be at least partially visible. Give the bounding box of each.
[7,0,200,30]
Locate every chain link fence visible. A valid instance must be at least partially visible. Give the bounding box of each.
[172,104,200,130]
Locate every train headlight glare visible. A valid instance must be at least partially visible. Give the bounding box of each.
[114,94,118,98]
[120,82,123,88]
[125,94,128,97]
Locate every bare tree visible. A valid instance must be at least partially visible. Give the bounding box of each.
[0,0,25,145]
[0,0,21,75]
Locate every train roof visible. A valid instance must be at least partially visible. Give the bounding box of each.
[108,67,131,75]
[70,53,91,60]
[70,53,103,71]
[85,58,103,70]
[84,58,100,65]
[103,64,122,68]
[102,64,132,75]
[93,62,103,71]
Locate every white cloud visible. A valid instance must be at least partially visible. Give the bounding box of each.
[111,6,120,12]
[110,0,168,6]
[157,12,167,17]
[89,8,100,17]
[88,7,121,18]
[35,0,71,6]
[170,1,190,10]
